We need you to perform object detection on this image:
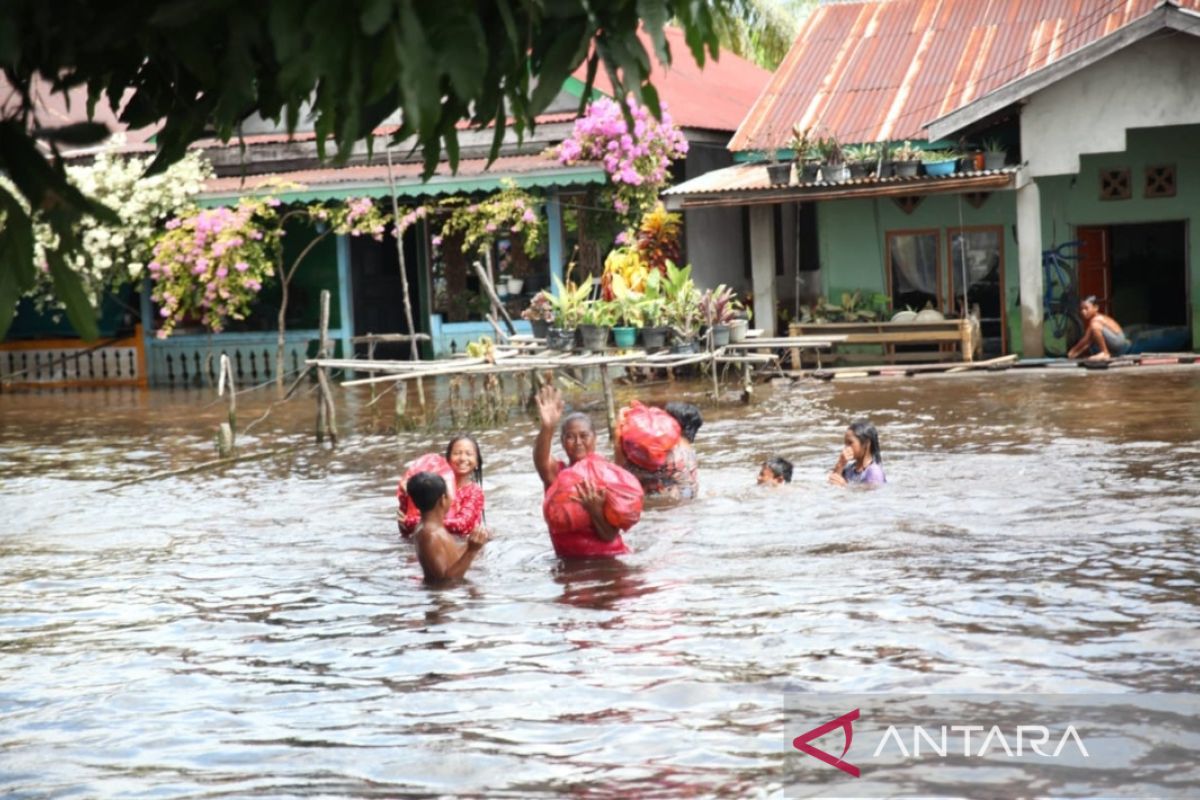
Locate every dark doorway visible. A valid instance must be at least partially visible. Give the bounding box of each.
[350,226,424,360]
[1108,221,1188,329]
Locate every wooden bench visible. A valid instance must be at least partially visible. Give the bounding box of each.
[787,319,977,365]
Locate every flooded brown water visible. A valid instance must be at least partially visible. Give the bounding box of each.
[1,366,1199,797]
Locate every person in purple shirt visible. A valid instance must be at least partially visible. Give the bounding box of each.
[828,420,886,487]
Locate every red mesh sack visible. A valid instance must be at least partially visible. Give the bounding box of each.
[618,400,681,470]
[542,454,644,558]
[396,453,456,519]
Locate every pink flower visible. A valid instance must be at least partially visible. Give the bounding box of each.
[522,209,537,224]
[216,267,228,278]
[235,261,249,272]
[432,236,443,248]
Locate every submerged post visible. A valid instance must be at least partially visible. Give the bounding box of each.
[217,353,237,456]
[315,289,338,443]
[600,364,617,444]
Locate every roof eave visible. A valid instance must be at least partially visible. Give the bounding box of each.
[926,3,1200,141]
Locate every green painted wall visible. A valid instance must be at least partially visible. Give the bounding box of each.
[1036,124,1200,350]
[815,191,1021,351]
[252,221,341,331]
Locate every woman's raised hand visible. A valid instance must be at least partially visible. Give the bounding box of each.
[536,383,564,430]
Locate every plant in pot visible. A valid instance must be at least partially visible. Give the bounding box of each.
[578,297,618,352]
[982,136,1007,170]
[520,291,555,339]
[765,150,792,186]
[921,148,959,177]
[609,274,645,349]
[661,261,702,352]
[727,300,752,342]
[893,141,922,177]
[789,124,820,183]
[845,143,880,179]
[699,284,738,348]
[543,274,592,350]
[817,134,849,183]
[636,269,670,349]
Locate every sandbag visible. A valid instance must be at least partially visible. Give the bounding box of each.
[617,400,681,471]
[396,453,456,519]
[543,454,644,558]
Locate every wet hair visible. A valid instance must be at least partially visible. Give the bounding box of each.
[445,433,483,487]
[560,412,594,437]
[847,419,882,464]
[764,457,793,483]
[664,401,703,443]
[406,471,447,513]
[1081,295,1098,307]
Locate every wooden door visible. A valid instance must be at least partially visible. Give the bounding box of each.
[1075,226,1111,312]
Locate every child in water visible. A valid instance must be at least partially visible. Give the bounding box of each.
[409,471,488,584]
[757,456,793,486]
[828,420,886,487]
[397,434,487,536]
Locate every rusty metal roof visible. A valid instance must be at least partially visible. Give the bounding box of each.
[663,161,1017,208]
[731,0,1200,151]
[574,26,772,132]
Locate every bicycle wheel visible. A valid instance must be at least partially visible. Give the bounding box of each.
[1043,311,1082,357]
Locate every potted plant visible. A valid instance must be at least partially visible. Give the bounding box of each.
[893,141,922,177]
[845,143,880,179]
[982,136,1007,170]
[521,292,555,339]
[544,274,592,350]
[661,261,702,352]
[728,302,752,343]
[765,153,792,186]
[818,134,849,183]
[610,284,645,348]
[921,148,959,177]
[578,298,617,351]
[789,124,820,183]
[699,284,738,348]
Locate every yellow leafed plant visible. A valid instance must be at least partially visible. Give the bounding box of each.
[601,246,649,298]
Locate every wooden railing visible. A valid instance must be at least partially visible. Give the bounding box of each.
[788,319,977,364]
[0,325,147,389]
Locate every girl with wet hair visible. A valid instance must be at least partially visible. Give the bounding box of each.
[397,434,488,536]
[829,419,886,487]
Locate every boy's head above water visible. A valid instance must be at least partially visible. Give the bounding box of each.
[758,457,793,485]
[407,471,450,514]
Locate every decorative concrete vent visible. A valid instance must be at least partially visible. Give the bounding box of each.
[1144,164,1176,199]
[1099,168,1131,200]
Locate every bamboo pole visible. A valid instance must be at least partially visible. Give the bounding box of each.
[315,289,338,443]
[600,364,617,444]
[474,258,517,335]
[385,145,425,414]
[217,353,237,456]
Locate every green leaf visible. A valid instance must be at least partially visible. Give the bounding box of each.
[0,187,35,288]
[530,19,590,115]
[0,259,19,341]
[32,122,111,146]
[360,0,392,35]
[436,16,486,101]
[46,249,99,341]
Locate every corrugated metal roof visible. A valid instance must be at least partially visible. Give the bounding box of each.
[731,0,1200,150]
[574,26,771,132]
[663,161,1017,207]
[198,153,606,204]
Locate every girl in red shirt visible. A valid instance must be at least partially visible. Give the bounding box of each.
[397,434,487,537]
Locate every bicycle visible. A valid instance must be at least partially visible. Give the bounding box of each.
[1042,242,1084,357]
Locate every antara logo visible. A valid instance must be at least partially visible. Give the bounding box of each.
[792,709,862,778]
